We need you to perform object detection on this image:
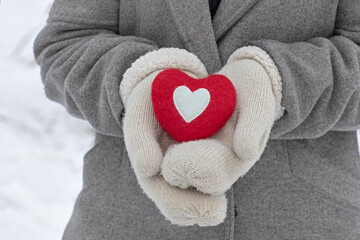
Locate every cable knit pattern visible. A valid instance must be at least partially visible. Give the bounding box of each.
[120,48,208,107]
[227,46,285,120]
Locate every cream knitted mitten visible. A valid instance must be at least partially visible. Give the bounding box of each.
[120,48,228,226]
[161,46,284,195]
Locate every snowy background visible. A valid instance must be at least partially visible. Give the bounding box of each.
[0,1,360,240]
[0,1,94,239]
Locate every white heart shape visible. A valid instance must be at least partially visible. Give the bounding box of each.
[173,86,210,123]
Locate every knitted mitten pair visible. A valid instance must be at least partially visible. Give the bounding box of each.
[119,47,283,226]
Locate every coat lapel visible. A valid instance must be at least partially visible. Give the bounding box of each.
[212,0,261,41]
[164,0,262,71]
[165,0,222,72]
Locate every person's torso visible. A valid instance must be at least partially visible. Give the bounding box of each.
[69,1,360,239]
[119,0,338,73]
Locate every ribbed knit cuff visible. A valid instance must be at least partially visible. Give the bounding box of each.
[119,48,208,107]
[227,46,285,120]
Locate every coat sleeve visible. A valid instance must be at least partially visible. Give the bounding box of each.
[33,0,159,137]
[248,0,360,140]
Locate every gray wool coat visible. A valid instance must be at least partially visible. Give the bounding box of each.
[34,0,360,239]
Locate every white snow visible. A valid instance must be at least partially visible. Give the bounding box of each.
[0,1,94,239]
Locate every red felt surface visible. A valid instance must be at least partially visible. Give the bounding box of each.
[151,69,236,142]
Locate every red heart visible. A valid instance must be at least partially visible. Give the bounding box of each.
[151,69,236,142]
